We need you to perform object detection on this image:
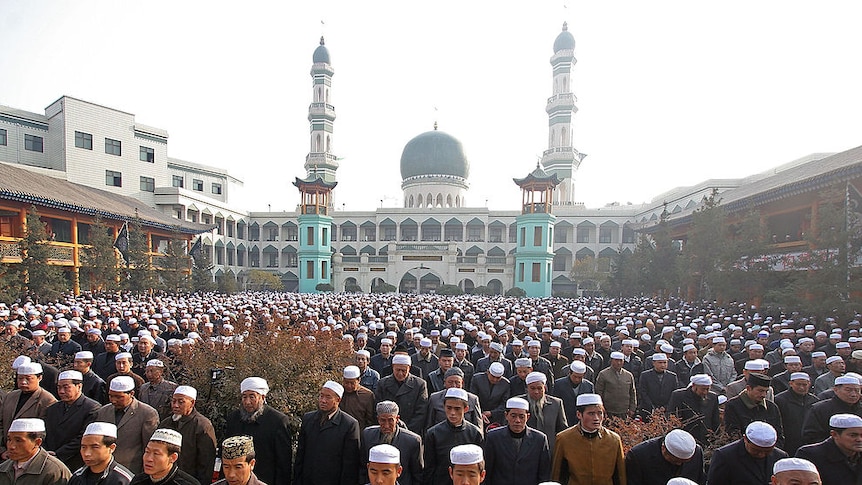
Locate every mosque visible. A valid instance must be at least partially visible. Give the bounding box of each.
[1,23,858,297]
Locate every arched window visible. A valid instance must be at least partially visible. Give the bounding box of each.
[315,134,321,152]
[436,194,443,208]
[561,126,568,146]
[563,76,568,92]
[408,195,414,208]
[325,89,329,103]
[426,194,433,207]
[446,194,453,207]
[317,88,322,102]
[326,135,331,152]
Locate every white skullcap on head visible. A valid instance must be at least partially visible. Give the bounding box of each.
[666,479,699,485]
[651,353,668,362]
[835,375,861,386]
[717,395,728,405]
[356,349,370,358]
[174,386,197,400]
[572,348,587,356]
[683,344,696,352]
[106,334,121,342]
[582,337,594,345]
[784,356,802,364]
[837,342,851,349]
[514,358,532,368]
[110,376,135,392]
[576,393,603,406]
[150,428,182,447]
[550,341,561,348]
[455,343,468,351]
[610,351,625,360]
[240,377,269,396]
[17,363,42,375]
[664,429,697,459]
[444,387,468,402]
[368,444,400,464]
[146,359,164,368]
[419,338,432,348]
[570,361,587,374]
[506,397,529,410]
[322,380,344,399]
[75,351,94,360]
[450,444,483,466]
[826,355,844,365]
[392,354,411,366]
[812,351,826,358]
[713,337,726,344]
[660,343,675,353]
[488,362,505,377]
[380,338,393,346]
[490,342,504,352]
[773,458,818,475]
[744,360,763,371]
[11,355,31,370]
[749,344,763,351]
[528,340,541,348]
[9,418,45,433]
[58,370,83,381]
[690,374,712,386]
[525,372,547,385]
[829,413,862,429]
[745,421,777,447]
[84,422,117,438]
[789,372,810,381]
[343,365,361,379]
[115,352,133,361]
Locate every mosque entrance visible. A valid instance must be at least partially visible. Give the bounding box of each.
[399,265,442,294]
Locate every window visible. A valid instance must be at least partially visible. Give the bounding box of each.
[212,183,222,195]
[599,227,614,244]
[172,175,184,188]
[140,146,154,163]
[533,227,543,246]
[0,129,6,146]
[105,138,121,156]
[553,253,568,271]
[306,260,315,279]
[519,227,525,247]
[46,218,72,243]
[24,134,43,152]
[106,170,122,187]
[554,228,567,243]
[193,179,203,191]
[577,227,591,243]
[75,131,92,150]
[532,262,541,283]
[622,226,636,244]
[321,260,328,277]
[287,253,298,267]
[518,263,524,282]
[322,228,328,245]
[307,227,315,245]
[140,176,155,192]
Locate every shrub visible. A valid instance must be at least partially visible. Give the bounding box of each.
[436,284,463,295]
[315,283,334,292]
[605,409,683,454]
[505,287,527,297]
[344,283,363,293]
[371,282,397,293]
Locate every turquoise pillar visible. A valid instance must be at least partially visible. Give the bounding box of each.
[514,212,556,297]
[298,213,332,293]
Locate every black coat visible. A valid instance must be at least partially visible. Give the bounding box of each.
[551,376,594,425]
[483,426,551,485]
[801,396,862,445]
[43,394,100,470]
[637,369,679,414]
[360,425,423,485]
[469,373,511,426]
[707,439,788,485]
[423,420,483,485]
[129,465,199,485]
[93,351,119,381]
[294,408,360,485]
[476,356,514,379]
[374,373,429,435]
[224,405,292,485]
[723,393,785,449]
[666,388,720,445]
[625,436,705,485]
[672,360,704,389]
[796,437,862,485]
[774,389,819,455]
[82,370,107,404]
[68,458,134,485]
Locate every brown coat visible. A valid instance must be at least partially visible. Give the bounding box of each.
[0,447,71,485]
[94,399,159,474]
[552,424,626,485]
[0,388,57,451]
[339,386,376,431]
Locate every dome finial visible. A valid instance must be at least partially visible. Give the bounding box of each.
[562,21,568,31]
[433,121,438,131]
[319,36,325,46]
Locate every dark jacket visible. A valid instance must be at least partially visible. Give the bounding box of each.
[129,465,199,485]
[551,376,594,425]
[476,356,514,379]
[666,387,720,445]
[294,408,360,485]
[426,389,483,434]
[469,373,511,426]
[0,387,57,452]
[801,395,862,444]
[519,394,568,458]
[423,420,483,485]
[374,374,429,435]
[483,425,551,485]
[637,369,679,414]
[723,392,785,449]
[796,436,862,485]
[672,360,704,389]
[93,399,159,475]
[211,473,266,485]
[360,426,423,485]
[625,436,705,485]
[340,386,377,431]
[81,371,107,405]
[774,389,818,455]
[93,351,119,381]
[43,394,101,470]
[68,458,133,485]
[224,405,292,485]
[707,439,788,485]
[158,410,217,485]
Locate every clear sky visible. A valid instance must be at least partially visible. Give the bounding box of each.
[2,1,861,213]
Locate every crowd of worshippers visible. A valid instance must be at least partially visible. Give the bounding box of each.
[1,295,862,485]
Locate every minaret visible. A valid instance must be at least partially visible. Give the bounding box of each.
[513,164,560,298]
[541,22,586,205]
[305,36,338,186]
[294,175,337,293]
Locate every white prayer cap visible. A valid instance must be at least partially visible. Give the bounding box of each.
[745,421,777,447]
[570,361,587,374]
[718,395,728,405]
[660,344,675,354]
[58,370,83,382]
[572,348,587,356]
[812,351,827,358]
[525,372,547,386]
[9,418,45,433]
[174,386,197,400]
[690,374,712,386]
[576,393,603,406]
[514,358,532,368]
[110,376,135,392]
[343,365,361,379]
[455,343,468,351]
[610,351,625,360]
[322,380,344,399]
[829,413,862,429]
[57,327,71,334]
[837,342,851,349]
[683,344,697,352]
[582,337,595,345]
[419,338,431,348]
[444,388,468,402]
[106,334,121,342]
[744,360,763,371]
[749,344,764,351]
[150,428,182,447]
[512,339,523,346]
[240,377,269,396]
[490,342,504,352]
[527,340,541,348]
[11,355,31,370]
[84,422,117,438]
[17,363,42,375]
[488,362,505,377]
[784,356,802,364]
[392,354,411,366]
[835,375,860,386]
[666,479,699,485]
[368,444,400,464]
[664,429,697,459]
[651,353,668,362]
[712,337,726,344]
[449,444,483,466]
[380,338,393,346]
[773,458,818,475]
[146,359,164,368]
[550,341,561,348]
[506,397,529,411]
[826,356,843,365]
[115,352,133,361]
[790,372,810,381]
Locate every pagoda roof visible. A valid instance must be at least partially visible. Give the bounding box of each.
[513,164,561,188]
[293,175,338,190]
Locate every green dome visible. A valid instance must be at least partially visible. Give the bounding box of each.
[554,22,575,52]
[400,130,469,180]
[313,36,330,64]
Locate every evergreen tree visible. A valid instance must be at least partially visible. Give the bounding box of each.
[217,269,238,294]
[79,215,119,292]
[680,190,724,300]
[0,263,23,304]
[19,206,68,302]
[159,234,191,293]
[124,218,155,293]
[192,250,217,292]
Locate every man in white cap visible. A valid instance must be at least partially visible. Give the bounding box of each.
[93,376,159,474]
[708,421,788,485]
[469,362,511,427]
[49,326,82,360]
[637,353,679,416]
[483,397,551,485]
[374,354,429,435]
[294,380,360,485]
[411,338,439,384]
[595,351,637,419]
[224,377,292,485]
[157,386,216,485]
[703,336,736,394]
[770,458,820,485]
[73,351,107,404]
[453,343,476,389]
[426,367,484,433]
[552,360,595,426]
[340,365,376,431]
[212,436,263,485]
[355,350,380,393]
[0,363,56,455]
[131,336,160,380]
[519,372,567,457]
[812,356,845,396]
[360,401,422,485]
[106,353,145,395]
[93,335,123,381]
[370,338,394,377]
[364,444,402,485]
[131,429,196,485]
[138,360,178,421]
[797,413,862,484]
[672,344,704,388]
[69,422,134,485]
[801,374,862,444]
[724,373,785,448]
[624,429,704,485]
[43,370,101,470]
[475,343,513,379]
[666,374,720,445]
[552,393,625,485]
[0,418,71,485]
[448,444,485,485]
[772,356,805,395]
[774,372,818,455]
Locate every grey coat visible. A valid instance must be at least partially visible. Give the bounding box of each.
[93,399,159,474]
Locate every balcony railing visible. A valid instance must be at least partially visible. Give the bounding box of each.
[456,256,478,264]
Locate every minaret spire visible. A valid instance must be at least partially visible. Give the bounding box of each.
[305,35,338,190]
